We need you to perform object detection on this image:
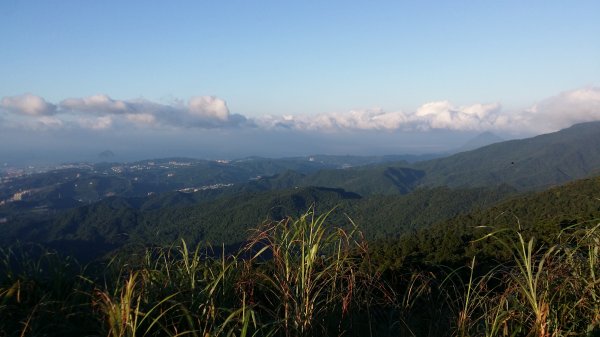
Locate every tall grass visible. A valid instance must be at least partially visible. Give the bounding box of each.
[458,222,600,337]
[0,244,96,336]
[3,211,600,336]
[93,241,257,337]
[240,209,375,336]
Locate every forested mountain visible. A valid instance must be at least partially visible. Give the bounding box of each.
[0,153,435,208]
[10,168,600,263]
[1,184,515,259]
[413,121,600,188]
[240,166,426,196]
[372,174,600,270]
[236,121,600,195]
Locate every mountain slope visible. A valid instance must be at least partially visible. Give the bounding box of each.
[0,183,515,260]
[413,121,600,189]
[241,122,600,195]
[372,174,600,269]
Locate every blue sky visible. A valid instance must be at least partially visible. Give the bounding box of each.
[1,1,600,163]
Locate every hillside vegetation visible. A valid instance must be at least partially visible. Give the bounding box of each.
[3,205,600,336]
[371,175,600,270]
[1,184,515,259]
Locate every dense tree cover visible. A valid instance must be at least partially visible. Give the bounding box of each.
[371,175,600,271]
[0,184,516,260]
[11,170,600,265]
[265,166,426,195]
[8,172,600,270]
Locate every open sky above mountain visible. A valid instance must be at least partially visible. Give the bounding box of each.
[1,1,599,164]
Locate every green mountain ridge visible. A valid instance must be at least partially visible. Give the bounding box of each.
[0,183,516,260]
[414,121,600,189]
[239,122,600,196]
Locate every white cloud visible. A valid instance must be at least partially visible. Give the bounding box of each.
[413,101,502,130]
[60,94,132,114]
[325,109,408,130]
[519,87,600,132]
[256,87,600,133]
[2,87,600,133]
[257,102,503,132]
[256,109,410,131]
[0,93,57,116]
[56,94,244,129]
[188,96,230,121]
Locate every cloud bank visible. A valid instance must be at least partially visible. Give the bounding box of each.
[0,93,247,130]
[0,93,57,116]
[1,87,600,134]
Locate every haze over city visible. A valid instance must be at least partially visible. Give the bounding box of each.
[1,1,599,164]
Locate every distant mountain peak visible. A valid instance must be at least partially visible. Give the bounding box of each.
[98,150,116,159]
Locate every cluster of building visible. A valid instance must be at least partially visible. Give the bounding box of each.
[177,183,233,193]
[109,160,221,174]
[0,159,236,208]
[0,188,37,206]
